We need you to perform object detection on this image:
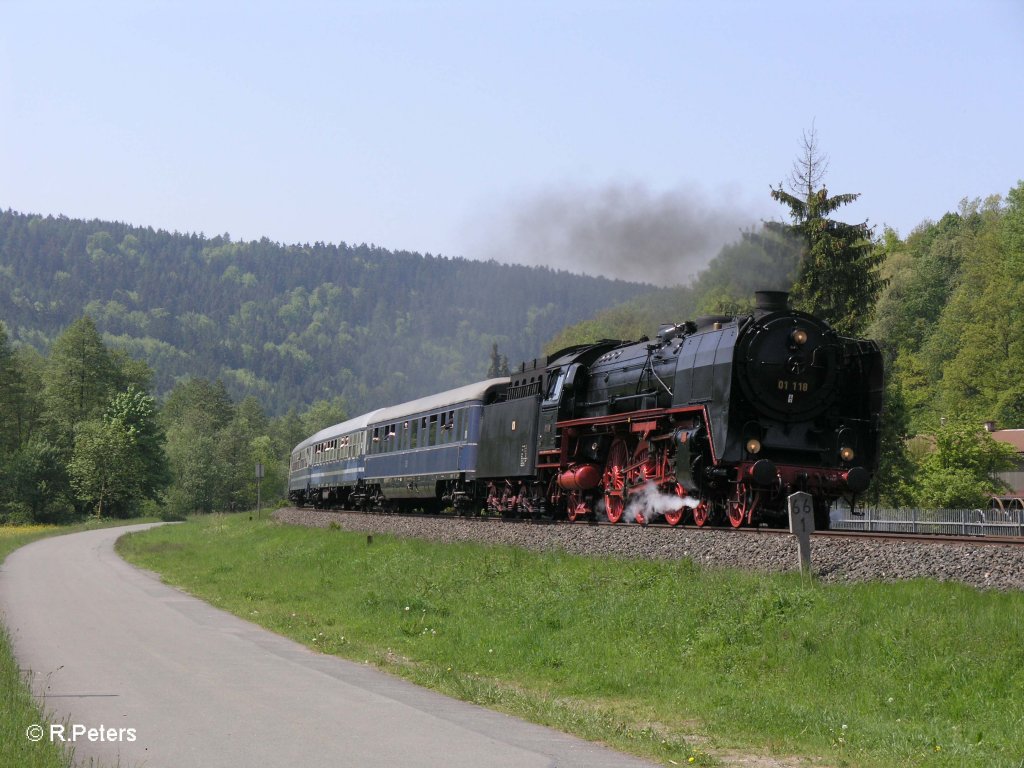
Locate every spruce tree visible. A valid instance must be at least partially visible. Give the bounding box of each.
[770,126,885,336]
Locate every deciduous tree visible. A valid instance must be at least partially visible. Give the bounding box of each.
[913,420,1017,508]
[43,316,119,444]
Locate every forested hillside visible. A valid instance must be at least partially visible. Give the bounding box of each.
[868,188,1024,433]
[0,211,650,414]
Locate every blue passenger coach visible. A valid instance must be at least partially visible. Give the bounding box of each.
[364,379,508,506]
[288,410,382,508]
[288,379,508,510]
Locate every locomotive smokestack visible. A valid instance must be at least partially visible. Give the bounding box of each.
[755,291,789,314]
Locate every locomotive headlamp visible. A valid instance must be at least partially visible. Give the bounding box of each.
[839,446,855,462]
[745,438,762,455]
[790,328,808,346]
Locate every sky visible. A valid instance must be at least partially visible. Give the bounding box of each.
[2,0,1022,286]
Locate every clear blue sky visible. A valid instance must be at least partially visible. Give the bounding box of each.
[2,0,1022,285]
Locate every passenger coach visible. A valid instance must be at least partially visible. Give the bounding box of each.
[289,379,508,510]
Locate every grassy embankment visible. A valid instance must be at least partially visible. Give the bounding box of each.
[118,514,1024,768]
[0,520,157,768]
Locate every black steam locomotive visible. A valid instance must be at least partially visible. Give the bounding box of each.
[290,291,883,529]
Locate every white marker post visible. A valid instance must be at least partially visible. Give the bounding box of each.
[787,491,815,577]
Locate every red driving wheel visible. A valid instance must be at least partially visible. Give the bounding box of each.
[663,483,686,526]
[727,483,756,528]
[603,438,628,524]
[692,500,710,527]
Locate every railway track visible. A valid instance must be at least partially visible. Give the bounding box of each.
[276,507,1024,591]
[296,506,1024,546]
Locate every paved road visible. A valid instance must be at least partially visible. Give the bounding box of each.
[0,525,657,767]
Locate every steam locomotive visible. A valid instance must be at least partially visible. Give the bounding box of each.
[289,291,883,529]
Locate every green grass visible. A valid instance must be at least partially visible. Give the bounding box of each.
[0,519,157,768]
[118,514,1024,767]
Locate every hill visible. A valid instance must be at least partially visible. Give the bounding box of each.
[0,210,651,414]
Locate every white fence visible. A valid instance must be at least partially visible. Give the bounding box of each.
[831,507,1024,537]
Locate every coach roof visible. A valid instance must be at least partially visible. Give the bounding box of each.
[369,378,509,425]
[292,409,385,454]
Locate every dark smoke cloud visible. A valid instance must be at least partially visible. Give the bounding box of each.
[468,182,761,286]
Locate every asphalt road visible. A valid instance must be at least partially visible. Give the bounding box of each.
[0,525,658,767]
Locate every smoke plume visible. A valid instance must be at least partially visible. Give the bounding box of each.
[469,182,761,286]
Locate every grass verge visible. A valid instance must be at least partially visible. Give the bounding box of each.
[1,519,156,768]
[118,514,1024,767]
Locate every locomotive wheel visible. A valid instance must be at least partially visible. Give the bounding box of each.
[692,501,710,527]
[605,495,625,524]
[566,493,590,522]
[727,484,757,528]
[603,438,629,524]
[663,483,686,526]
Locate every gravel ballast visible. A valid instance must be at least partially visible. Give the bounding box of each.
[273,507,1024,592]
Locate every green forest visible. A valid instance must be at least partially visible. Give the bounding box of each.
[1,162,1022,522]
[0,211,649,415]
[0,215,649,522]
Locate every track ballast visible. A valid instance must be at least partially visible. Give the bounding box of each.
[273,507,1024,592]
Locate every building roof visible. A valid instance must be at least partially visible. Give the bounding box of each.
[992,429,1024,453]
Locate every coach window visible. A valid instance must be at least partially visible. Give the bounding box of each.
[428,413,438,445]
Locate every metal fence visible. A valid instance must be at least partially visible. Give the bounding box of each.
[831,507,1024,537]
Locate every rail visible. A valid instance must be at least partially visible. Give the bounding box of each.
[832,507,1024,537]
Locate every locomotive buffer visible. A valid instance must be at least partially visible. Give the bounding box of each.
[788,491,815,575]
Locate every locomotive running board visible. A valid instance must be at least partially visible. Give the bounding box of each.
[556,404,719,463]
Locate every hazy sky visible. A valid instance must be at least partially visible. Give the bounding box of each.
[2,0,1022,285]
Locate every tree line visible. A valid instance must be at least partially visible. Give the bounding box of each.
[0,316,346,523]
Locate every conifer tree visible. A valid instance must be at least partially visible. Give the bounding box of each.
[770,126,885,336]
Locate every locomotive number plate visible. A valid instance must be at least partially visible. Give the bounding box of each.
[777,380,810,393]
